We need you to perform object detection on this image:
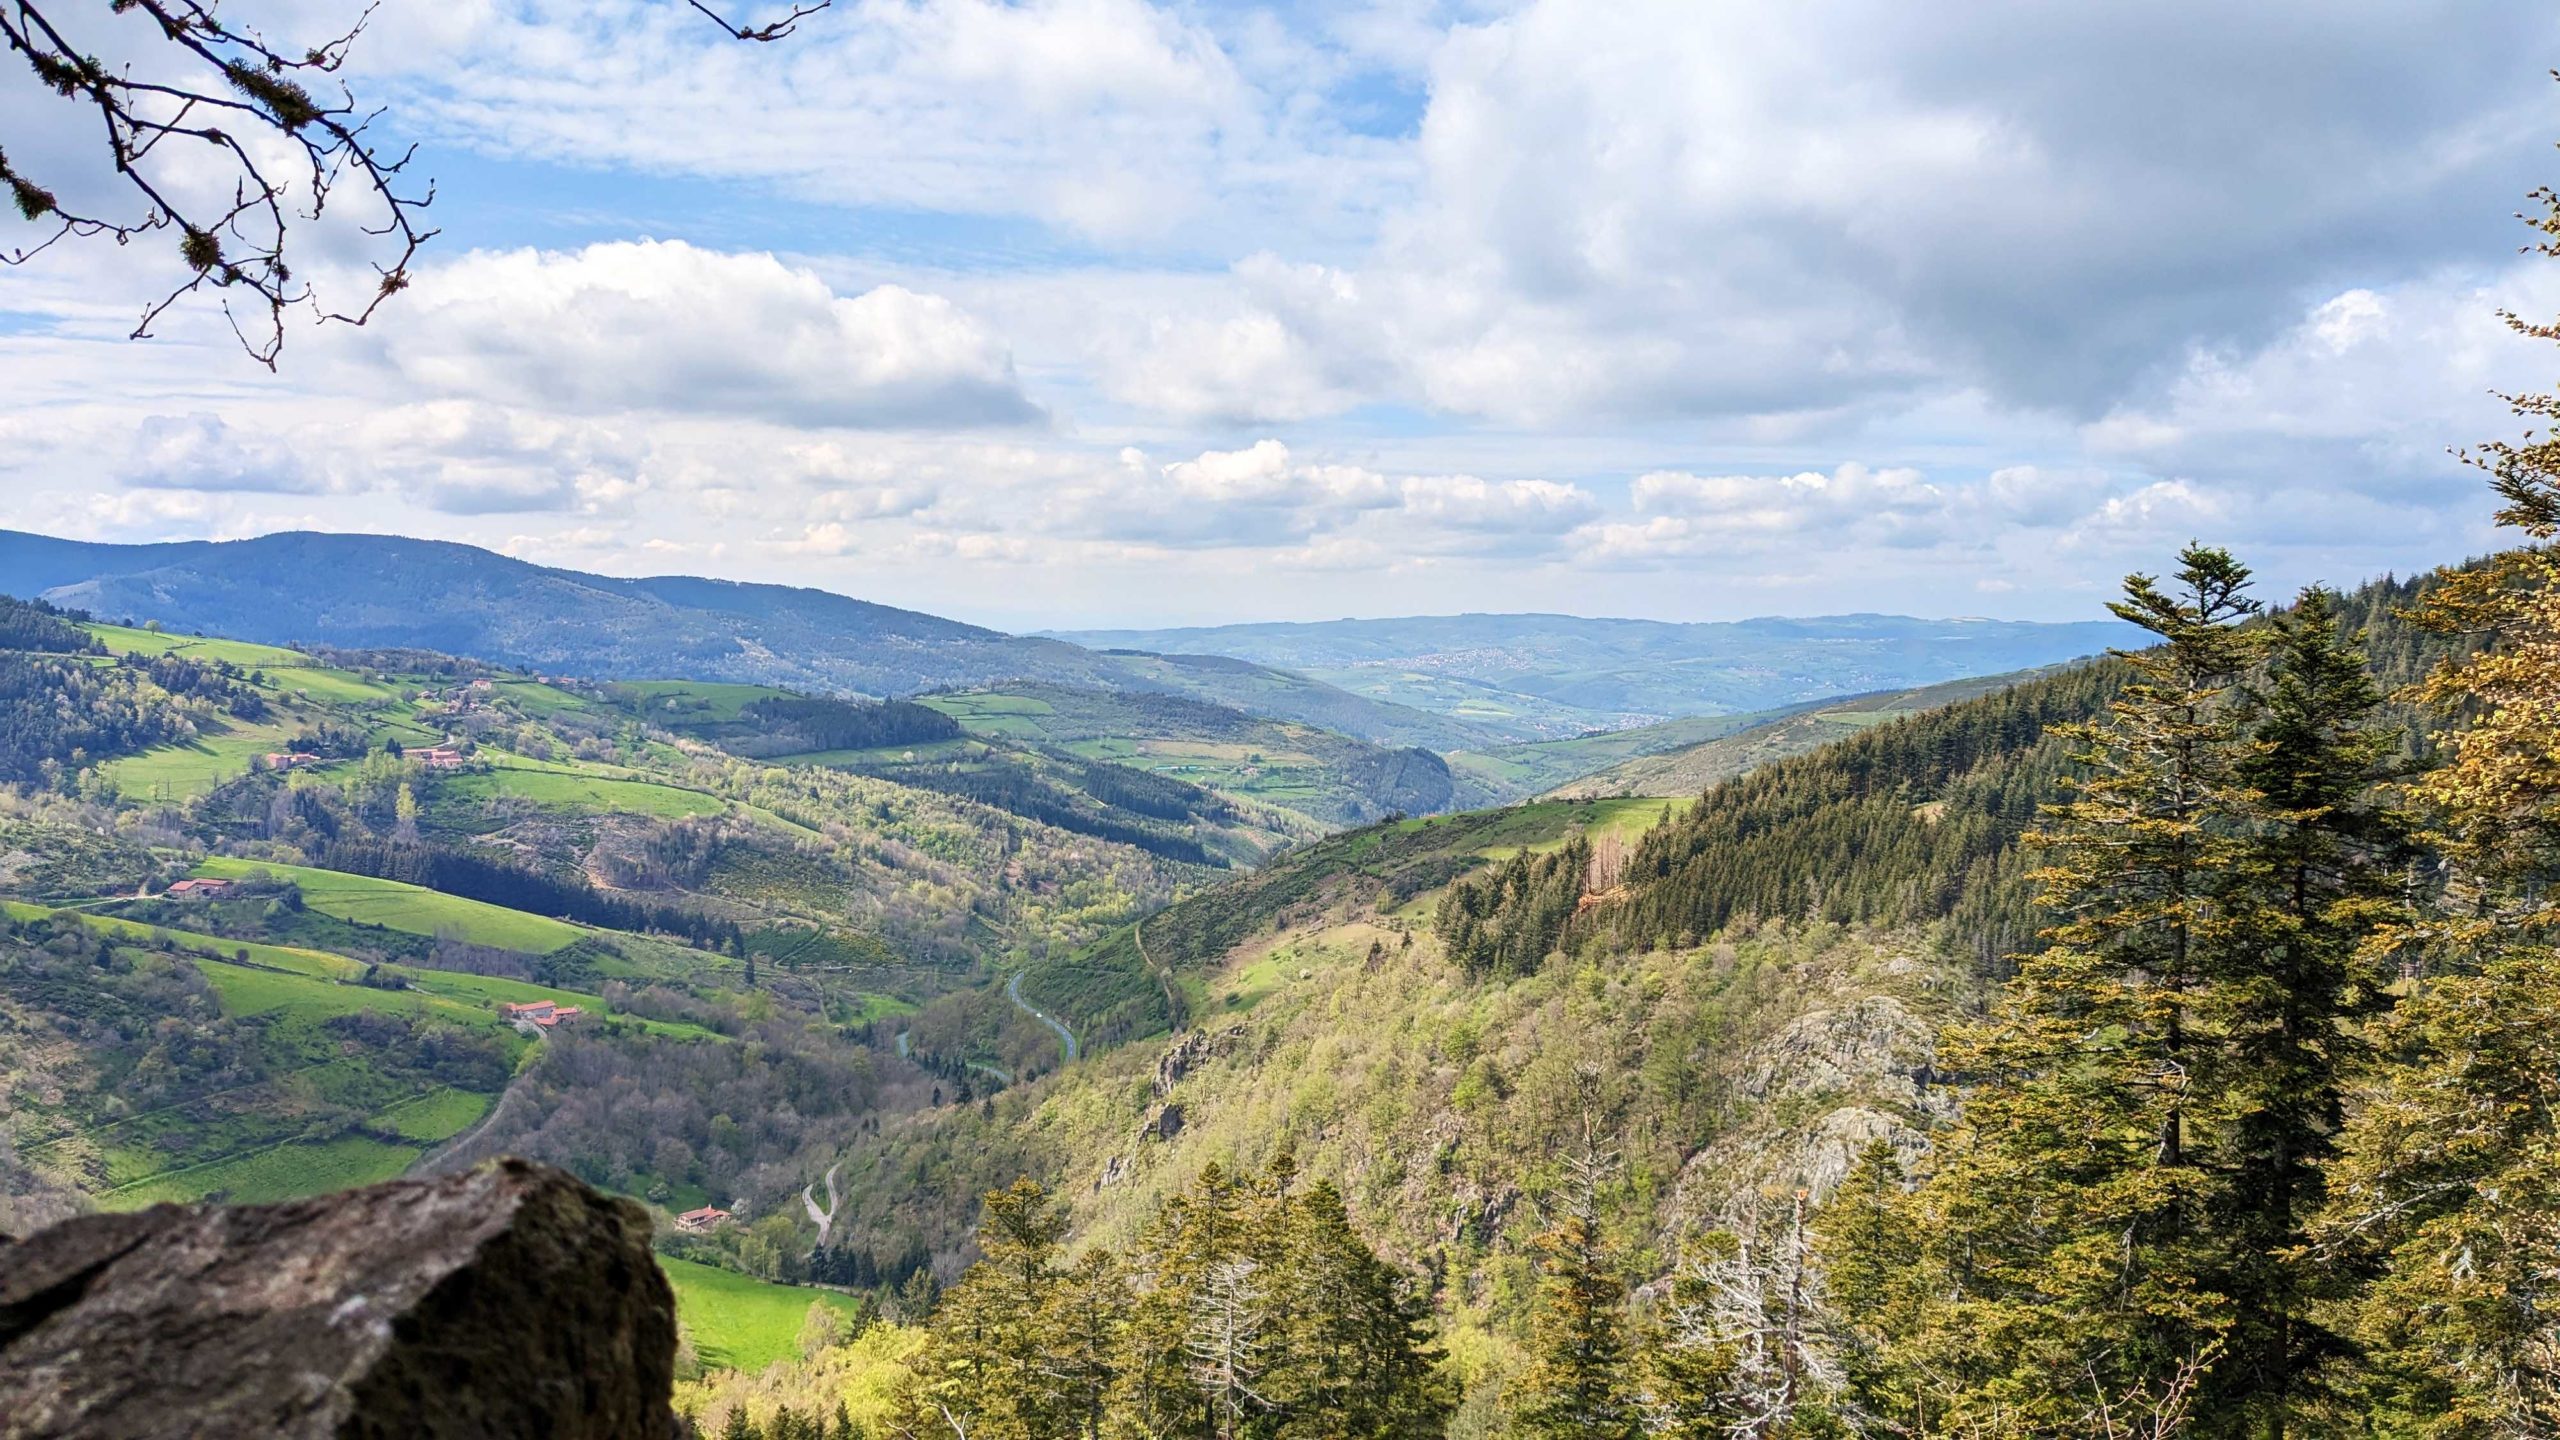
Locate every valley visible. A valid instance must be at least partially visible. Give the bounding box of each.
[0,542,2537,1438]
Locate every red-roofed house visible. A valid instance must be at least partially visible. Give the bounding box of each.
[675,1206,732,1235]
[500,1000,583,1031]
[414,746,467,770]
[165,878,233,899]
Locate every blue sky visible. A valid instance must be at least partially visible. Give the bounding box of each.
[2,0,2556,630]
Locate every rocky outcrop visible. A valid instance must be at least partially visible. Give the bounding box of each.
[1153,1022,1245,1098]
[0,1158,677,1440]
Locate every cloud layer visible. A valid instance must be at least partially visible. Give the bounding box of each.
[2,0,2553,627]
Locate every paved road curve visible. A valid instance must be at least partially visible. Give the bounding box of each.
[1005,968,1080,1063]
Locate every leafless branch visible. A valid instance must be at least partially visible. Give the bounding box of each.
[1,0,821,364]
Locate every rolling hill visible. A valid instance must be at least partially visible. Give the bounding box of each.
[0,530,1489,751]
[1055,610,2141,734]
[1539,666,2075,798]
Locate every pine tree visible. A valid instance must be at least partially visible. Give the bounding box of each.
[926,1177,1072,1440]
[1812,1140,1923,1431]
[1265,1178,1451,1438]
[1513,1143,1639,1440]
[1906,546,2265,1432]
[1113,1162,1262,1439]
[2213,585,2399,1435]
[1043,1246,1126,1440]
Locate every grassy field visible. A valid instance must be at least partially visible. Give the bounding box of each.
[83,623,309,667]
[1463,796,1692,861]
[96,714,308,801]
[609,680,793,721]
[660,1256,865,1373]
[191,958,495,1026]
[3,900,713,1036]
[491,680,596,718]
[99,1134,424,1210]
[194,857,586,953]
[917,692,1058,742]
[261,666,403,704]
[375,1087,494,1142]
[439,766,731,820]
[0,901,365,979]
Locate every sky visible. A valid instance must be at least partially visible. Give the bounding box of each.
[2,1,2557,631]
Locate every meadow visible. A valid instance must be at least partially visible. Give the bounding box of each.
[660,1256,865,1374]
[438,765,732,820]
[193,857,588,953]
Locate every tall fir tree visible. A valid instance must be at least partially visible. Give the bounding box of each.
[923,1177,1072,1440]
[1512,1141,1640,1440]
[1903,546,2266,1433]
[1812,1140,1924,1433]
[2214,585,2400,1436]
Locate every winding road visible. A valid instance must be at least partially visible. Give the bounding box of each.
[1006,968,1080,1063]
[802,1163,841,1247]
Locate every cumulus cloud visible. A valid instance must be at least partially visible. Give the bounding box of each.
[348,403,652,517]
[121,414,329,494]
[335,240,1042,428]
[1119,1,2556,428]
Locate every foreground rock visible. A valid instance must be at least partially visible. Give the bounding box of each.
[0,1159,677,1440]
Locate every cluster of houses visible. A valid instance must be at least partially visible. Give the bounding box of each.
[261,751,321,772]
[499,999,584,1031]
[412,746,468,770]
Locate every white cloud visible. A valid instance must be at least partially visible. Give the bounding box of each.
[122,414,329,494]
[332,240,1042,428]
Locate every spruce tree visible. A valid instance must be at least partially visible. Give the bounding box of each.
[1812,1140,1923,1431]
[1266,1179,1451,1437]
[1907,546,2265,1432]
[1044,1246,1127,1440]
[1513,1147,1639,1440]
[2215,585,2399,1435]
[926,1177,1071,1440]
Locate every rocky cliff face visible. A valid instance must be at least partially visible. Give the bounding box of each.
[0,1159,677,1440]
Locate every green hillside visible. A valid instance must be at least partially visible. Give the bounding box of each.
[1541,666,2070,798]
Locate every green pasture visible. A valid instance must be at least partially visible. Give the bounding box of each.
[440,766,730,820]
[99,1134,423,1210]
[609,680,792,720]
[375,1087,493,1142]
[193,857,586,953]
[83,623,309,667]
[660,1256,864,1374]
[95,716,307,801]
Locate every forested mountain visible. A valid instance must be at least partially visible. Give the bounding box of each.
[0,530,1488,751]
[739,546,2525,1437]
[4,525,2551,1438]
[1056,611,2140,734]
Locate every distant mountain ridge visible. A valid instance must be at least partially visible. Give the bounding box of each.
[0,530,1485,750]
[1054,610,2144,732]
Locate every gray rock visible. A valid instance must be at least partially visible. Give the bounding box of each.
[0,1158,677,1440]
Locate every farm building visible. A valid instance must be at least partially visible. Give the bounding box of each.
[675,1206,732,1235]
[164,878,233,899]
[499,1000,583,1030]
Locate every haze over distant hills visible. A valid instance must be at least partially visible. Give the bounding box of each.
[1056,611,2142,732]
[1,529,2133,745]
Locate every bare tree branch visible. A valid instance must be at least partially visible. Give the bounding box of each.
[0,0,818,365]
